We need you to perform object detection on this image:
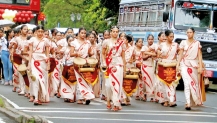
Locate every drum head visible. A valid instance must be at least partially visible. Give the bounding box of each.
[130,68,140,73]
[73,57,86,65]
[87,57,98,65]
[18,64,27,71]
[158,62,177,67]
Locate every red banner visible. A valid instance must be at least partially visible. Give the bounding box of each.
[49,58,56,74]
[13,54,22,65]
[123,79,138,97]
[74,67,98,86]
[62,65,77,84]
[23,74,29,88]
[157,64,178,86]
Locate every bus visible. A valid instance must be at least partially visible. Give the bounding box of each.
[118,0,217,87]
[0,0,40,24]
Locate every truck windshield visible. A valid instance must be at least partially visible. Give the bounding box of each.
[174,1,217,31]
[0,0,30,4]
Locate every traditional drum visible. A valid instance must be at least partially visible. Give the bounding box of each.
[12,54,22,65]
[123,67,140,97]
[74,57,98,72]
[124,67,140,79]
[49,58,56,73]
[100,66,108,73]
[17,64,27,76]
[86,57,98,68]
[62,65,77,84]
[27,71,36,81]
[73,57,86,67]
[156,61,181,86]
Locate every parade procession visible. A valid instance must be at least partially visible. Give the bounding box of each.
[0,25,206,112]
[1,0,217,122]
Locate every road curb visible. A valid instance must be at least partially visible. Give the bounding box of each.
[0,96,49,123]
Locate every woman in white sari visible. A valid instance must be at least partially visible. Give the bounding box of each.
[141,35,157,101]
[28,25,50,105]
[9,25,28,95]
[157,30,179,107]
[177,27,204,110]
[60,35,76,103]
[102,26,126,111]
[70,28,95,105]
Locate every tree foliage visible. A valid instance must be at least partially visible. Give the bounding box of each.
[44,0,84,29]
[99,0,120,18]
[82,0,108,32]
[43,0,120,32]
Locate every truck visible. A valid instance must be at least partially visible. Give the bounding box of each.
[118,0,217,88]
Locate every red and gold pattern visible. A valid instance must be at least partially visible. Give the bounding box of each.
[74,66,98,86]
[123,79,137,97]
[157,64,181,86]
[62,65,77,84]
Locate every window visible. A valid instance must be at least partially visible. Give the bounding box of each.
[148,12,157,22]
[0,0,30,5]
[141,12,148,23]
[134,12,140,23]
[127,12,133,22]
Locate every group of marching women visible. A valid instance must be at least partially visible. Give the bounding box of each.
[2,25,206,111]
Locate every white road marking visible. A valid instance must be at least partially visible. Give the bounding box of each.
[21,110,217,117]
[45,117,217,123]
[0,94,54,123]
[18,108,217,114]
[0,94,20,109]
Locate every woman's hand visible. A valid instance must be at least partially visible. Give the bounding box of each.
[176,64,180,73]
[198,67,203,74]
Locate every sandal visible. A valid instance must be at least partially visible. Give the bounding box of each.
[17,90,21,93]
[69,99,74,103]
[185,107,191,110]
[126,102,131,106]
[121,103,126,106]
[29,98,34,102]
[164,102,168,107]
[85,100,91,105]
[24,93,28,97]
[185,104,191,110]
[77,100,83,104]
[12,87,16,92]
[64,98,69,102]
[113,106,122,111]
[56,93,61,98]
[169,103,177,107]
[101,95,106,100]
[33,100,42,105]
[135,96,140,100]
[107,105,112,109]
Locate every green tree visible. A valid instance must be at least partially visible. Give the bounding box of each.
[82,0,108,32]
[43,0,120,32]
[41,0,49,11]
[99,0,121,27]
[44,0,84,29]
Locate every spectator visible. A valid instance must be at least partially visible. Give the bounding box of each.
[0,28,13,85]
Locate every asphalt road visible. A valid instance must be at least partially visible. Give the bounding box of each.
[0,85,217,123]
